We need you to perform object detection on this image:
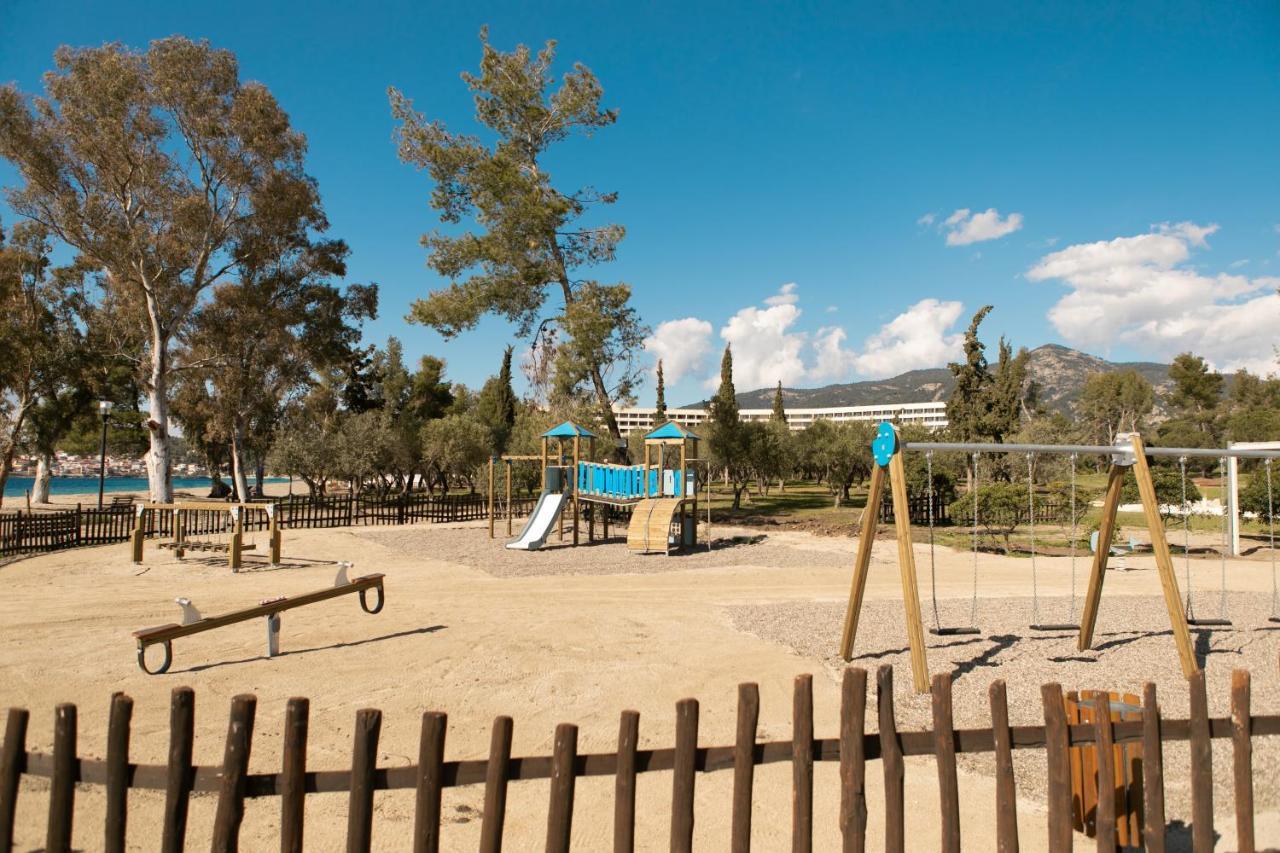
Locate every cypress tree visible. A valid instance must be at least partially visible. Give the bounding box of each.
[654,359,667,424]
[771,380,786,423]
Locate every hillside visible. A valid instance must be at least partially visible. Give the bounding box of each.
[682,343,1176,416]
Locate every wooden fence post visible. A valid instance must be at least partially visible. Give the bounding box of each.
[0,708,29,853]
[162,687,195,853]
[931,673,960,853]
[46,703,76,853]
[839,669,867,853]
[877,666,905,853]
[281,698,309,853]
[414,712,447,853]
[346,708,382,853]
[988,680,1019,853]
[731,684,759,853]
[1231,670,1254,853]
[1141,683,1166,853]
[546,723,578,853]
[671,698,699,853]
[104,693,133,853]
[479,717,513,853]
[1041,683,1073,853]
[793,674,814,853]
[614,710,639,853]
[1188,671,1213,851]
[211,695,256,852]
[1091,694,1117,852]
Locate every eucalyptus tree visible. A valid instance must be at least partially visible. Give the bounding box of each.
[0,37,324,501]
[389,29,646,448]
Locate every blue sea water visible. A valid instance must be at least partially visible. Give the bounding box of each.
[3,475,286,499]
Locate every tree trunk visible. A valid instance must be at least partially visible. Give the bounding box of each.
[31,452,53,504]
[144,337,174,504]
[0,400,32,509]
[230,417,251,503]
[255,457,265,496]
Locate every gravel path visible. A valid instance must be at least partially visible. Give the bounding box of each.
[728,591,1280,830]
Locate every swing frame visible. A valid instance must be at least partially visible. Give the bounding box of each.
[840,425,1221,694]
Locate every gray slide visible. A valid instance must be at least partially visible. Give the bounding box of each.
[505,491,568,551]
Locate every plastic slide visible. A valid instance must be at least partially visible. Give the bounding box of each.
[505,491,568,551]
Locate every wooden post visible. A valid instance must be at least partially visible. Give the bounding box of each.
[0,708,29,852]
[269,505,281,565]
[1077,463,1126,652]
[413,712,447,853]
[230,506,244,572]
[211,695,256,852]
[1141,683,1166,853]
[1091,694,1117,852]
[1231,670,1254,853]
[989,680,1019,853]
[545,723,578,853]
[671,698,698,853]
[840,462,886,661]
[839,669,868,853]
[1129,435,1199,678]
[614,710,639,853]
[488,457,495,539]
[479,717,513,853]
[130,506,145,563]
[1042,683,1073,852]
[541,437,549,492]
[281,698,310,853]
[731,683,759,853]
[104,693,134,853]
[888,448,930,693]
[877,666,905,853]
[793,674,814,853]
[506,462,513,537]
[174,507,186,559]
[932,673,960,853]
[347,708,382,853]
[572,436,580,546]
[46,703,76,853]
[162,687,195,853]
[1188,671,1214,851]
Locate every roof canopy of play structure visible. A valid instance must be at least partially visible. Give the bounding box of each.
[536,420,700,503]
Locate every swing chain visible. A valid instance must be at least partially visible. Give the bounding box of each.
[1027,453,1039,626]
[970,452,979,627]
[1069,453,1078,621]
[1181,456,1194,618]
[926,451,941,630]
[1219,455,1229,619]
[1267,459,1277,617]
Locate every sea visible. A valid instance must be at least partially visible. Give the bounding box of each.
[3,475,286,500]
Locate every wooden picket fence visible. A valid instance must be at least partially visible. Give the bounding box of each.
[0,666,1272,852]
[0,505,136,558]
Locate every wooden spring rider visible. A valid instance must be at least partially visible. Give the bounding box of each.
[839,422,1200,694]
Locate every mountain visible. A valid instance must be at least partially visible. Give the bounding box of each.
[682,343,1176,416]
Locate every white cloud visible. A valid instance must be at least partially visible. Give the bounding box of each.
[1027,222,1280,374]
[917,212,937,226]
[850,299,966,377]
[713,284,810,390]
[764,282,799,306]
[1230,259,1249,269]
[643,317,713,385]
[941,207,1024,246]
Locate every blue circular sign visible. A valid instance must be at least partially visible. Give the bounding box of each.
[871,421,897,467]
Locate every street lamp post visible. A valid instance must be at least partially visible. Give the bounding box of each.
[97,400,113,510]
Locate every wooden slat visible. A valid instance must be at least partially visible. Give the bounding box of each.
[1077,463,1125,652]
[1232,670,1254,853]
[104,693,134,853]
[840,462,885,660]
[840,669,868,853]
[614,710,639,853]
[46,703,76,853]
[0,708,29,853]
[877,666,905,853]
[989,680,1019,853]
[1092,694,1116,853]
[546,723,578,853]
[281,698,309,853]
[793,674,813,853]
[162,687,195,853]
[413,711,447,853]
[479,716,513,853]
[1066,694,1084,833]
[1188,671,1213,851]
[932,673,960,853]
[212,694,257,852]
[671,698,698,853]
[1042,683,1073,853]
[346,708,381,853]
[731,684,759,853]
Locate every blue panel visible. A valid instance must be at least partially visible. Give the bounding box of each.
[871,421,898,467]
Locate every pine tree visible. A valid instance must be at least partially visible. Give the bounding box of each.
[771,381,787,423]
[709,347,739,425]
[654,360,667,424]
[708,346,751,508]
[946,306,993,444]
[475,346,519,453]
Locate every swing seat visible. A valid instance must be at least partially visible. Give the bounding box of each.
[1030,623,1078,632]
[929,626,980,636]
[1186,617,1232,628]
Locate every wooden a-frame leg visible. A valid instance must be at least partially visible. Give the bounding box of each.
[1130,435,1198,678]
[1077,463,1125,652]
[889,450,930,694]
[841,462,886,661]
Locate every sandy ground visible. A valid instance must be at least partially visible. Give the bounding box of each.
[0,518,1277,850]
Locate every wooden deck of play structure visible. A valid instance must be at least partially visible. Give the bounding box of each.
[0,666,1273,852]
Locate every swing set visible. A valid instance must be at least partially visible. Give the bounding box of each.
[841,422,1280,693]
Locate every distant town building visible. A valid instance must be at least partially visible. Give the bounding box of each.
[612,401,948,435]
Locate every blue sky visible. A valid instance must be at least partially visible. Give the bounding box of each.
[2,1,1279,406]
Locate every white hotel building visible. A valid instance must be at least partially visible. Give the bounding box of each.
[612,401,948,435]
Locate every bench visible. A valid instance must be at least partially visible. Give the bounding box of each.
[132,563,384,674]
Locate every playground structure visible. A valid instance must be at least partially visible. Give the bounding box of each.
[841,422,1280,694]
[130,502,282,570]
[488,420,701,554]
[131,563,384,674]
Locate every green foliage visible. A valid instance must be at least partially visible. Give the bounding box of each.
[771,381,786,423]
[389,29,645,440]
[1119,469,1201,527]
[654,360,667,424]
[420,414,491,491]
[1077,369,1155,445]
[474,346,519,453]
[945,306,1028,450]
[949,482,1031,551]
[1240,466,1278,526]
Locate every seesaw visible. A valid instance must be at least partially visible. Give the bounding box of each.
[131,562,385,674]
